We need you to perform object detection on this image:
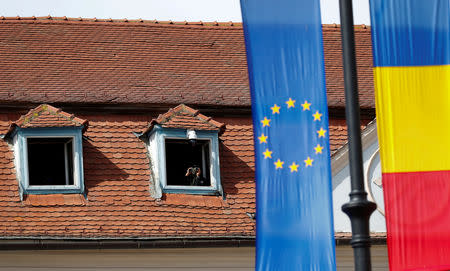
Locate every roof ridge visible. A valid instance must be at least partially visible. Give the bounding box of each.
[0,16,240,27]
[322,23,370,29]
[0,16,370,29]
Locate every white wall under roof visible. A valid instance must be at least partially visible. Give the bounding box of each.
[331,122,386,233]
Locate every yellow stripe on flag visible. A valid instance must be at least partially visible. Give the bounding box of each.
[374,65,450,173]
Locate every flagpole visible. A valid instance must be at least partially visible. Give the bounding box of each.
[338,0,377,270]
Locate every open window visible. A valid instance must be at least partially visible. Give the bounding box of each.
[13,129,85,194]
[143,104,224,196]
[147,128,222,195]
[27,137,75,187]
[165,138,211,187]
[5,104,87,196]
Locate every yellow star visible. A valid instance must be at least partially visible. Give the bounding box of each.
[314,144,324,154]
[263,149,272,159]
[274,159,284,169]
[304,157,313,167]
[313,111,322,121]
[301,100,311,111]
[317,128,327,138]
[271,104,280,114]
[258,134,268,144]
[261,117,271,127]
[285,98,296,108]
[289,162,299,172]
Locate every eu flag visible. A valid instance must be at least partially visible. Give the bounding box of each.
[240,0,336,270]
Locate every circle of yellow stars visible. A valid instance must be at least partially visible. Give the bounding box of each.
[257,98,328,173]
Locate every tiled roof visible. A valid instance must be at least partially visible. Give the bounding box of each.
[0,113,256,238]
[0,17,374,109]
[5,104,88,137]
[0,108,362,239]
[335,232,386,242]
[322,25,374,109]
[328,118,371,154]
[144,104,225,134]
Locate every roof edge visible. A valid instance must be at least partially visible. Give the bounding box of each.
[0,236,255,250]
[331,118,378,176]
[0,16,371,30]
[0,16,241,27]
[0,233,386,250]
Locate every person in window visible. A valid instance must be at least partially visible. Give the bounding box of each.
[185,166,206,186]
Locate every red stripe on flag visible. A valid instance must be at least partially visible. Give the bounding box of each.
[383,171,450,270]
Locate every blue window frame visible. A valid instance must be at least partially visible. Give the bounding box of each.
[147,126,222,195]
[12,127,85,195]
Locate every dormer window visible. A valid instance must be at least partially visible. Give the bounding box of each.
[5,104,87,195]
[27,137,75,186]
[165,138,211,187]
[143,104,225,196]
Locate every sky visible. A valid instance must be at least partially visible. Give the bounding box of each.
[0,0,371,25]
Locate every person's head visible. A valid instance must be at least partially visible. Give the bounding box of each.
[191,166,200,176]
[187,166,201,176]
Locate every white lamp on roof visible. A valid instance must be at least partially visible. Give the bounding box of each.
[186,129,197,146]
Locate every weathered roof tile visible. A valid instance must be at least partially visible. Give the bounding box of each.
[144,104,226,134]
[0,18,374,108]
[5,104,88,137]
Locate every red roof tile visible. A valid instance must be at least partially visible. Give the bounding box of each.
[0,18,374,109]
[0,112,256,238]
[0,112,358,240]
[328,118,371,154]
[144,104,225,134]
[0,17,376,239]
[5,104,88,136]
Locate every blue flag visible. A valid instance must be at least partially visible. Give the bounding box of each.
[240,0,336,270]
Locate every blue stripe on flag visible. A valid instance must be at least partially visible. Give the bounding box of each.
[370,0,450,67]
[240,0,336,270]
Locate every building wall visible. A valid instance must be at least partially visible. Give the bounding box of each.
[332,138,386,233]
[0,246,388,270]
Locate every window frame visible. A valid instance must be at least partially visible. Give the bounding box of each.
[13,127,85,194]
[148,126,222,195]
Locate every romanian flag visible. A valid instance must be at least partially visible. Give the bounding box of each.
[240,0,336,270]
[370,0,450,270]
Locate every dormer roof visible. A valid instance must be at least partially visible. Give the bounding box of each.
[5,104,88,137]
[144,104,225,135]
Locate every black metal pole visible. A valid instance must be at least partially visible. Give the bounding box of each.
[338,1,377,270]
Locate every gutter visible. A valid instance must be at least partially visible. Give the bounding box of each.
[0,234,386,250]
[0,236,255,250]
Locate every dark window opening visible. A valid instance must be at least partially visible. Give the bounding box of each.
[165,138,211,186]
[27,137,74,186]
